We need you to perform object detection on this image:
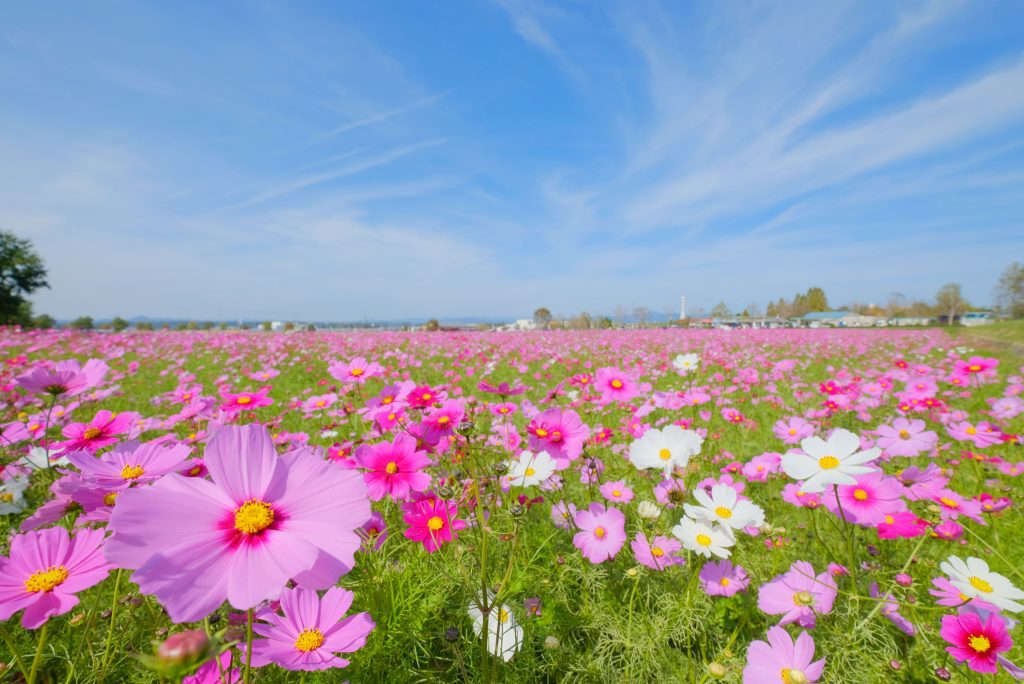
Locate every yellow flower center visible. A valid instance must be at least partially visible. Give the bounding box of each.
[25,566,69,593]
[696,534,712,547]
[898,430,910,439]
[234,499,275,534]
[594,527,606,539]
[969,576,993,593]
[294,628,324,652]
[29,423,40,431]
[83,427,102,440]
[315,400,325,407]
[788,428,796,435]
[236,396,252,405]
[498,608,510,623]
[969,635,991,653]
[658,448,672,461]
[121,464,145,480]
[421,393,432,401]
[437,416,450,424]
[720,577,731,586]
[427,516,445,531]
[818,456,840,469]
[535,428,548,437]
[612,489,622,497]
[781,668,807,684]
[793,591,815,606]
[939,497,959,509]
[0,493,12,503]
[651,546,665,557]
[385,461,399,474]
[884,515,894,524]
[350,368,364,376]
[715,506,732,519]
[968,364,982,372]
[611,379,623,389]
[966,426,977,435]
[524,467,536,476]
[852,489,868,501]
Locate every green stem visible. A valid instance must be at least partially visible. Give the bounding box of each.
[960,524,1024,583]
[854,532,930,632]
[832,484,858,592]
[99,568,123,677]
[27,621,49,684]
[244,608,254,684]
[0,627,29,681]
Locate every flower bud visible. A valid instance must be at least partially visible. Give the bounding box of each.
[157,629,210,665]
[544,635,560,650]
[637,501,661,519]
[707,662,727,678]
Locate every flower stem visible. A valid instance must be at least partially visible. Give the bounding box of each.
[27,621,49,684]
[244,608,254,684]
[832,484,858,592]
[0,627,29,681]
[99,568,123,677]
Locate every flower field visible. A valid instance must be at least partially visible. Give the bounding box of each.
[1,327,1023,683]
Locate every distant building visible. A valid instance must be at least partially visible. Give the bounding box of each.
[961,311,995,327]
[679,295,687,321]
[800,311,880,328]
[890,316,932,327]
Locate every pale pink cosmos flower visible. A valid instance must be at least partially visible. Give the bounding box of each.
[572,503,626,564]
[947,421,1003,448]
[630,532,682,571]
[66,439,191,488]
[700,560,750,597]
[328,357,384,385]
[742,626,825,684]
[874,418,937,457]
[757,560,837,628]
[822,472,907,526]
[16,358,109,397]
[593,366,640,404]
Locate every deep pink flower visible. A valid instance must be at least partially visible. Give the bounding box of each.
[593,366,640,404]
[420,399,465,445]
[742,626,825,684]
[250,586,374,671]
[16,359,109,397]
[822,472,906,526]
[58,410,136,452]
[630,532,682,571]
[219,388,273,414]
[0,527,112,628]
[402,497,467,552]
[526,408,590,468]
[572,503,626,564]
[940,611,1011,674]
[354,434,432,501]
[877,512,929,539]
[700,560,750,597]
[105,425,371,622]
[757,560,837,628]
[182,651,238,684]
[328,357,384,385]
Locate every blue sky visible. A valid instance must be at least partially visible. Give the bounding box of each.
[2,0,1023,321]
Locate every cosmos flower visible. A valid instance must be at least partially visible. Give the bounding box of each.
[105,425,371,622]
[572,503,626,564]
[672,353,700,374]
[684,483,765,534]
[742,626,825,684]
[671,516,734,559]
[66,439,192,488]
[250,586,375,671]
[0,527,113,629]
[354,434,432,501]
[821,472,906,526]
[58,410,136,452]
[599,479,635,504]
[402,497,467,553]
[700,559,750,597]
[874,418,937,457]
[757,560,837,628]
[468,598,522,662]
[526,408,590,467]
[593,366,640,404]
[328,357,384,385]
[630,532,682,571]
[629,425,703,476]
[505,450,557,488]
[940,610,1012,675]
[780,428,879,493]
[939,556,1024,613]
[16,358,109,397]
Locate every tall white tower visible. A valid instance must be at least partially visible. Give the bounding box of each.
[679,295,687,320]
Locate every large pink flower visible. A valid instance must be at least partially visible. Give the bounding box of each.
[58,410,136,452]
[66,439,191,488]
[16,358,109,397]
[572,503,626,564]
[940,610,1012,674]
[874,418,936,457]
[105,425,371,622]
[526,408,590,468]
[354,434,432,501]
[757,560,837,628]
[0,527,112,629]
[822,471,906,526]
[593,367,640,404]
[743,626,825,684]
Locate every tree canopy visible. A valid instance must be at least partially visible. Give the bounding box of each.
[995,262,1024,318]
[0,231,49,325]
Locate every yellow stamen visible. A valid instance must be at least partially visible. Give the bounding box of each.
[427,516,444,531]
[715,506,732,519]
[294,628,324,652]
[236,396,252,405]
[658,448,672,461]
[120,464,145,480]
[25,566,69,593]
[83,427,101,440]
[524,467,536,476]
[234,499,275,534]
[350,368,364,376]
[852,489,868,501]
[793,591,815,606]
[594,527,606,539]
[385,461,399,474]
[898,429,910,439]
[818,456,840,469]
[535,428,548,437]
[651,546,665,557]
[720,577,731,587]
[969,635,991,653]
[696,534,712,547]
[610,379,623,389]
[969,576,994,593]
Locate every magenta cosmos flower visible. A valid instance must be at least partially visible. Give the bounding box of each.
[700,560,750,597]
[572,503,626,564]
[526,408,590,468]
[757,560,837,628]
[251,586,375,671]
[328,357,384,385]
[66,439,191,488]
[59,410,135,452]
[0,527,112,628]
[402,496,467,552]
[16,358,109,397]
[354,434,432,501]
[743,626,825,684]
[105,425,371,622]
[822,471,906,526]
[940,610,1012,674]
[593,367,640,404]
[219,388,273,414]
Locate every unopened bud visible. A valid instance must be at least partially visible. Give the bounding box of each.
[637,501,661,519]
[544,635,560,650]
[157,629,209,665]
[707,662,727,678]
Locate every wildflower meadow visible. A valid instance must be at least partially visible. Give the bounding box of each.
[1,326,1023,683]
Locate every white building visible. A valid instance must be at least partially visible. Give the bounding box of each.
[679,295,687,320]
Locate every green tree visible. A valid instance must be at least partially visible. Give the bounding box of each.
[32,313,56,329]
[137,321,154,331]
[995,262,1024,318]
[424,319,441,331]
[533,307,552,328]
[70,315,94,330]
[597,316,613,329]
[710,301,731,318]
[111,317,129,332]
[261,321,272,332]
[0,231,49,325]
[936,283,968,324]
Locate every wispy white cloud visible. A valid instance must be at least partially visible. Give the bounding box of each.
[321,92,447,138]
[493,0,586,83]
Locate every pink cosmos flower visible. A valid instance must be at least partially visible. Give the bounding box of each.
[954,356,999,377]
[406,385,445,409]
[593,366,640,404]
[247,368,279,381]
[105,425,371,622]
[220,388,273,414]
[572,503,626,564]
[599,479,634,504]
[630,532,682,571]
[183,651,238,684]
[550,501,577,530]
[526,408,590,468]
[940,610,1012,674]
[757,560,837,628]
[250,586,374,671]
[742,626,825,684]
[359,511,388,551]
[302,393,337,413]
[16,358,109,397]
[421,399,465,445]
[933,489,985,524]
[0,527,112,628]
[877,512,929,539]
[328,357,384,385]
[947,421,1003,448]
[869,583,915,636]
[929,577,998,612]
[354,434,432,501]
[66,439,191,488]
[402,496,467,552]
[58,410,136,452]
[874,418,937,457]
[700,560,750,597]
[822,472,906,526]
[773,416,815,445]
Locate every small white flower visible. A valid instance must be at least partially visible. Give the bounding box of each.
[20,447,70,470]
[636,500,662,519]
[0,475,30,515]
[684,484,764,534]
[629,425,703,476]
[941,555,1024,613]
[673,353,700,374]
[505,450,557,487]
[320,430,339,439]
[780,428,879,493]
[671,516,734,558]
[468,599,522,661]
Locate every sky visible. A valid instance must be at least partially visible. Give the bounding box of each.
[2,0,1023,322]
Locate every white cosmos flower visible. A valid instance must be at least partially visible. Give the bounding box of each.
[940,556,1024,613]
[20,446,70,470]
[468,599,522,661]
[671,515,734,558]
[629,425,703,475]
[637,500,662,519]
[684,483,764,534]
[673,353,700,374]
[0,475,30,515]
[505,450,556,487]
[780,428,879,493]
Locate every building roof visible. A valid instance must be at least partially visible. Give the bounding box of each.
[801,311,848,320]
